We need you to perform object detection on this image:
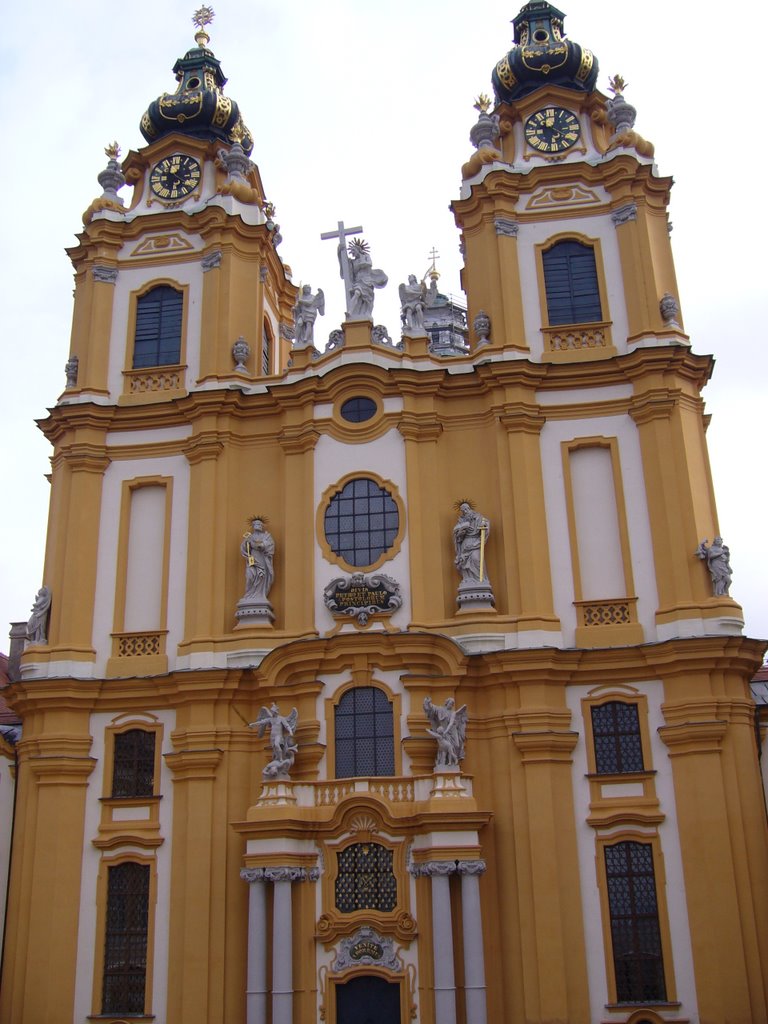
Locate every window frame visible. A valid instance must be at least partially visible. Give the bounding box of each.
[333,685,396,779]
[131,284,184,369]
[122,279,189,398]
[102,719,163,801]
[582,688,654,780]
[326,681,402,780]
[317,472,406,573]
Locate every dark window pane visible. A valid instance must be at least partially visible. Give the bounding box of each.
[340,397,377,423]
[133,285,183,368]
[335,842,397,913]
[324,478,399,567]
[543,241,602,326]
[591,702,644,775]
[102,862,150,1014]
[111,730,155,798]
[335,686,395,778]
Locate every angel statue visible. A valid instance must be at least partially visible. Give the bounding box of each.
[249,703,299,779]
[695,536,733,597]
[424,696,468,768]
[293,283,325,347]
[399,274,426,332]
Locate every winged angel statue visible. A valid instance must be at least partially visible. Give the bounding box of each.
[424,697,468,768]
[249,703,299,778]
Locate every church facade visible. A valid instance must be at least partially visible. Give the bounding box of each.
[3,5,768,1024]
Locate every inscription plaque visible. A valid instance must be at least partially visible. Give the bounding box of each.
[324,572,402,626]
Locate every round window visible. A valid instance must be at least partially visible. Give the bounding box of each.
[340,396,377,423]
[324,478,399,567]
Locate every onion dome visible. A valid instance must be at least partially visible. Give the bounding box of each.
[492,2,598,104]
[140,8,254,156]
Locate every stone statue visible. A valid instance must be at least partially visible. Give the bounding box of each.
[249,703,299,778]
[340,238,387,320]
[26,586,52,645]
[424,697,468,768]
[695,537,733,597]
[453,502,495,611]
[399,274,427,333]
[292,284,325,347]
[64,355,79,389]
[235,518,276,625]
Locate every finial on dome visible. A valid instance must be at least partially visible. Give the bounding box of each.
[192,5,215,47]
[104,141,121,160]
[474,93,492,113]
[608,74,628,96]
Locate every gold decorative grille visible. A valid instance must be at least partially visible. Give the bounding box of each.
[335,843,397,914]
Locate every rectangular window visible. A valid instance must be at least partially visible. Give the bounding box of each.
[262,323,271,375]
[605,841,667,1003]
[102,862,150,1014]
[591,701,644,774]
[111,729,156,797]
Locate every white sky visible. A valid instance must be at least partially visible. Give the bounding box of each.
[1,0,766,645]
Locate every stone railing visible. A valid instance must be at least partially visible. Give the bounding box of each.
[123,365,185,394]
[542,321,613,353]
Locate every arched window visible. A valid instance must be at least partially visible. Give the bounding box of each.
[262,319,272,376]
[334,686,395,778]
[111,729,156,798]
[133,285,183,368]
[542,240,602,325]
[102,862,150,1014]
[591,701,644,775]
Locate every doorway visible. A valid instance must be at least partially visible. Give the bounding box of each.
[335,974,401,1024]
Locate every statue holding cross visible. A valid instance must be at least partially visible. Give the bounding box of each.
[320,220,388,321]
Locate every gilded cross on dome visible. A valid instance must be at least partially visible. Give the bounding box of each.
[192,6,215,47]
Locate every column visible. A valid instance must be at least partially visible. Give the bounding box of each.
[240,869,268,1024]
[424,862,457,1024]
[265,867,306,1024]
[458,860,488,1024]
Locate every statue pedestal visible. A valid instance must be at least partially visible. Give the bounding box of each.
[256,777,296,807]
[235,597,275,627]
[456,579,496,613]
[431,767,468,799]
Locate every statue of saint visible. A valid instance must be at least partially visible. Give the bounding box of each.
[26,586,52,645]
[249,703,299,778]
[453,502,491,585]
[241,519,275,601]
[292,284,325,347]
[424,697,468,767]
[340,238,387,320]
[695,536,733,596]
[399,274,427,332]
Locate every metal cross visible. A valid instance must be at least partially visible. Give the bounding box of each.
[320,220,363,315]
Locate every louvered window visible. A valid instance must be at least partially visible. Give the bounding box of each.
[133,285,183,368]
[542,240,602,325]
[605,842,667,1003]
[111,729,155,798]
[102,862,150,1014]
[591,702,644,774]
[335,686,394,778]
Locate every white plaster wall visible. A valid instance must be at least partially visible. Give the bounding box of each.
[73,708,176,1024]
[91,452,191,675]
[0,750,15,959]
[517,211,630,359]
[567,681,699,1021]
[107,242,205,399]
[124,485,166,631]
[540,413,659,647]
[313,430,410,634]
[569,446,625,598]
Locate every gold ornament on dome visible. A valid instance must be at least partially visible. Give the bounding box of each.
[608,74,628,95]
[474,93,492,113]
[104,141,121,159]
[192,6,215,29]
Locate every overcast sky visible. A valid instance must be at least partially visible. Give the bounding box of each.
[1,0,765,645]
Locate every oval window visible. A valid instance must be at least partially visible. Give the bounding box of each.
[323,478,399,567]
[340,396,377,423]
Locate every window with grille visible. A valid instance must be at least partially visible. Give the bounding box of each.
[111,729,156,798]
[132,285,183,368]
[591,702,644,774]
[335,686,395,778]
[323,478,400,568]
[262,321,271,375]
[335,842,397,913]
[102,862,150,1015]
[542,240,602,325]
[605,841,667,1004]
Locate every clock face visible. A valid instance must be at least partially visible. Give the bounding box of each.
[524,107,581,153]
[149,154,201,201]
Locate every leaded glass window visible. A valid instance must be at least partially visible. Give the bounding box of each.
[335,842,397,913]
[111,729,156,798]
[102,862,150,1014]
[542,240,602,325]
[133,285,183,368]
[324,478,399,568]
[605,841,667,1004]
[335,686,395,778]
[591,702,644,775]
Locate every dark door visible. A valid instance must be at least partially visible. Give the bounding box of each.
[336,974,401,1024]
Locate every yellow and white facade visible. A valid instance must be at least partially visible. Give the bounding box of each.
[3,6,768,1024]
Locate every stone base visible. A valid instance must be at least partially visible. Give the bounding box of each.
[456,580,495,613]
[256,778,296,807]
[235,597,275,626]
[431,767,468,799]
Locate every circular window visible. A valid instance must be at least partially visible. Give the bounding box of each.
[340,396,377,423]
[187,77,201,89]
[324,478,400,567]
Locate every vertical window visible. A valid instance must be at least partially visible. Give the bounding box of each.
[605,842,667,1003]
[262,321,271,376]
[111,730,156,798]
[591,702,644,774]
[335,842,397,913]
[335,686,394,778]
[543,240,602,325]
[133,285,182,368]
[102,862,150,1014]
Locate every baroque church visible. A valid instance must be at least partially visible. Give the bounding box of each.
[2,4,768,1024]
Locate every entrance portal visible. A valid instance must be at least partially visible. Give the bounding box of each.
[335,974,401,1024]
